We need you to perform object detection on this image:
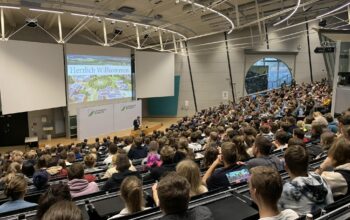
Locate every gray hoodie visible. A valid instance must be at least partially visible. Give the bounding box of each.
[278,172,333,215]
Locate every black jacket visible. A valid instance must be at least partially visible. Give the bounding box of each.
[150,163,177,181]
[102,170,141,192]
[159,206,213,220]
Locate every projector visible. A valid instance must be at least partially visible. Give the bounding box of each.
[25,18,38,28]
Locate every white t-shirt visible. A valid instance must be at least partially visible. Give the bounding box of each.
[259,209,299,220]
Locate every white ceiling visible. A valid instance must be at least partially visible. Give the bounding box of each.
[0,0,348,50]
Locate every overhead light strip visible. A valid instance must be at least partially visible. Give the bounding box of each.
[316,2,350,19]
[180,0,234,34]
[0,5,20,10]
[29,8,63,14]
[273,0,301,26]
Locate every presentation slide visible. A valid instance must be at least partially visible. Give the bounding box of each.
[67,54,132,104]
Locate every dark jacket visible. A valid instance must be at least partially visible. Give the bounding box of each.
[160,206,213,220]
[128,146,148,160]
[102,170,141,192]
[246,155,284,171]
[150,163,177,181]
[206,164,242,191]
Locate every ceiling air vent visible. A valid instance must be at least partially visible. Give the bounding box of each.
[118,6,135,14]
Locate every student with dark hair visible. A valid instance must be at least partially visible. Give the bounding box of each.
[232,135,250,161]
[103,154,141,192]
[128,137,148,160]
[153,172,213,220]
[42,200,83,220]
[21,161,35,178]
[249,166,298,220]
[279,145,333,215]
[325,113,338,134]
[150,146,176,181]
[246,136,283,171]
[274,130,289,149]
[108,176,149,219]
[320,132,336,151]
[37,183,72,219]
[201,147,219,169]
[67,163,99,198]
[0,174,37,213]
[293,128,305,140]
[103,143,119,165]
[317,138,350,198]
[202,142,241,190]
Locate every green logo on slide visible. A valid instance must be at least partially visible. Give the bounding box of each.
[88,109,106,117]
[121,105,136,112]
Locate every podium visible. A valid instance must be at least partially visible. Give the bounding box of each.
[25,136,39,148]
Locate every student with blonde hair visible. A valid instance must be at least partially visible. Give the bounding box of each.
[108,176,149,219]
[176,160,208,197]
[0,174,37,213]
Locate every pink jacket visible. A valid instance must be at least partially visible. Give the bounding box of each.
[68,178,99,198]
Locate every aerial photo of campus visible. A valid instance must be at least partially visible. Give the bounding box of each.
[67,55,132,104]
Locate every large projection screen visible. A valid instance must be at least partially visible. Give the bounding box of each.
[65,44,132,116]
[0,41,66,114]
[135,51,174,98]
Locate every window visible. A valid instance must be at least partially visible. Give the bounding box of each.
[245,57,293,94]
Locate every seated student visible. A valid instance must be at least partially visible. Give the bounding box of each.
[176,160,208,197]
[42,200,83,220]
[102,151,137,179]
[103,143,119,165]
[37,183,72,219]
[67,163,99,198]
[273,130,289,150]
[153,172,213,220]
[317,138,350,198]
[246,136,284,171]
[325,113,338,134]
[320,131,336,151]
[0,175,37,213]
[173,138,195,163]
[232,135,250,161]
[149,146,177,181]
[128,137,148,160]
[202,142,242,190]
[142,141,161,167]
[279,145,333,215]
[103,154,141,192]
[108,176,150,219]
[249,166,299,220]
[201,147,219,170]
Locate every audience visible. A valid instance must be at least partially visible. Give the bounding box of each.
[279,145,333,215]
[0,81,344,219]
[249,166,299,220]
